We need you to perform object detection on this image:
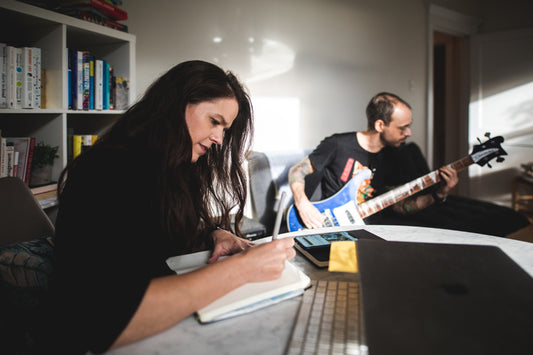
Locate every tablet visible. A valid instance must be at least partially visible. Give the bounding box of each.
[294,229,384,267]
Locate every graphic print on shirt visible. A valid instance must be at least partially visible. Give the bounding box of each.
[351,160,375,204]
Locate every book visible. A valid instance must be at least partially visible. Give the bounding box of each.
[70,49,83,110]
[0,137,7,177]
[102,59,108,109]
[32,47,41,108]
[114,76,128,110]
[72,134,97,159]
[89,56,94,110]
[22,47,34,109]
[5,143,15,177]
[6,137,36,184]
[6,46,22,109]
[58,0,128,21]
[0,43,6,108]
[82,51,90,110]
[14,47,23,109]
[60,8,129,32]
[166,250,311,323]
[95,59,103,110]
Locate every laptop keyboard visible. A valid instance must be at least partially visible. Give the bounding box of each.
[285,280,367,355]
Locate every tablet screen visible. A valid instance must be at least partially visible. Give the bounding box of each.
[295,231,358,248]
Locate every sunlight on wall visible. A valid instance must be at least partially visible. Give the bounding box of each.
[251,97,300,152]
[469,81,533,178]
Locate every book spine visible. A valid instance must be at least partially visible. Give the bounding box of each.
[24,137,36,184]
[109,65,114,110]
[72,135,82,159]
[6,46,17,108]
[76,50,83,110]
[0,137,6,178]
[115,77,128,110]
[14,47,23,109]
[89,0,128,20]
[13,151,19,178]
[102,60,108,110]
[82,51,90,110]
[95,59,103,110]
[89,56,94,110]
[22,47,34,109]
[70,49,76,109]
[0,43,6,108]
[32,47,41,109]
[5,143,14,177]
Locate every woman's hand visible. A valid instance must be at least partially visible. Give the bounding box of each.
[208,228,254,263]
[237,238,296,283]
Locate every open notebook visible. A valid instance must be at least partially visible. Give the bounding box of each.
[166,250,310,323]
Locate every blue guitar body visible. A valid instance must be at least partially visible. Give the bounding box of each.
[286,168,372,232]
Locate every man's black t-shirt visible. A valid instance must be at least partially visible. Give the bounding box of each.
[308,132,386,203]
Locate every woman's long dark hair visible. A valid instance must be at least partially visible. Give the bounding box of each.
[60,60,253,252]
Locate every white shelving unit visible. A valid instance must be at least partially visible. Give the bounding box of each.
[0,0,136,182]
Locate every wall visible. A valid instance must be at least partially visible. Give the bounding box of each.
[126,0,428,153]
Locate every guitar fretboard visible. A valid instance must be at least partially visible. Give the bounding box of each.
[356,155,474,219]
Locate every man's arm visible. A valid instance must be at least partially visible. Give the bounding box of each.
[393,166,459,214]
[288,157,325,228]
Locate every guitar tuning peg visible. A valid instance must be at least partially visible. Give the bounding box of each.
[497,157,505,163]
[485,132,491,138]
[487,162,492,168]
[477,137,482,144]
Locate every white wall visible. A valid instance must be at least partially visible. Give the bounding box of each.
[126,0,428,153]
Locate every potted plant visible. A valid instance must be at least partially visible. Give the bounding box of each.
[29,141,59,186]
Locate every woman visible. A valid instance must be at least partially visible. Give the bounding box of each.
[41,61,295,353]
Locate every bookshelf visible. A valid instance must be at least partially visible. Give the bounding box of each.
[0,0,136,183]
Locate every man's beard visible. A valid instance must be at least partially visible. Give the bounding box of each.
[379,131,406,148]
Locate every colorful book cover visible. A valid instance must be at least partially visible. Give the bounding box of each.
[82,51,90,110]
[89,56,94,110]
[22,47,34,109]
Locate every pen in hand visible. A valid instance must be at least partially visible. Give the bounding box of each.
[272,191,287,240]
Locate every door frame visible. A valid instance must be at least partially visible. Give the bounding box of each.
[426,5,480,170]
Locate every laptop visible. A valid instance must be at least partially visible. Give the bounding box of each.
[286,234,533,355]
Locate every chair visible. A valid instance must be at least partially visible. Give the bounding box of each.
[247,150,320,235]
[0,177,55,248]
[0,177,55,352]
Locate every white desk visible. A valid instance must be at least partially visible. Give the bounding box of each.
[106,225,533,355]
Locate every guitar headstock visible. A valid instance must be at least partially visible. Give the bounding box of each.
[471,133,507,167]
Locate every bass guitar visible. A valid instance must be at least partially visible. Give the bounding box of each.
[286,134,507,232]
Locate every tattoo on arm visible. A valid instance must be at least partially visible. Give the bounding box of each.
[393,197,420,215]
[289,157,313,185]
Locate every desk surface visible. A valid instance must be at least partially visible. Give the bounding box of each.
[106,225,533,355]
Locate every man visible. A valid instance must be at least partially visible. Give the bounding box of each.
[289,92,458,229]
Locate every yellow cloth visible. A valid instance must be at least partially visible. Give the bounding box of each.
[328,241,358,273]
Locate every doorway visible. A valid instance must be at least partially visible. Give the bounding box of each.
[432,31,470,196]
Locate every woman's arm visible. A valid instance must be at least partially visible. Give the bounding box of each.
[110,237,295,349]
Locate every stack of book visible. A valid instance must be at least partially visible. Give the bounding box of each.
[0,133,36,185]
[68,49,129,111]
[55,0,129,33]
[0,44,42,109]
[71,134,98,160]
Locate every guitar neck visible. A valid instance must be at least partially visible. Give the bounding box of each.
[356,155,474,219]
